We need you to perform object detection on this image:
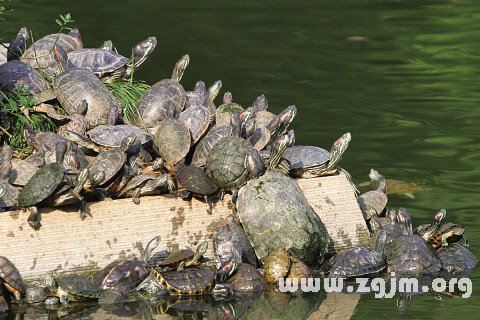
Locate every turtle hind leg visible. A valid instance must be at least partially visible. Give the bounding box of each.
[27,207,42,230]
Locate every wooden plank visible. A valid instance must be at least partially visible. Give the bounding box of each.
[0,174,369,280]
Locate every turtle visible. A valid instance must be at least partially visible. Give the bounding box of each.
[369,209,405,254]
[25,284,50,305]
[214,92,244,128]
[282,132,352,179]
[287,257,313,280]
[357,179,388,220]
[67,36,157,81]
[414,208,446,241]
[205,113,264,192]
[53,49,122,129]
[94,235,161,294]
[21,28,82,74]
[263,243,291,283]
[367,168,423,199]
[0,179,19,209]
[45,272,103,305]
[82,134,138,187]
[438,243,478,275]
[328,229,387,278]
[23,126,69,158]
[8,158,41,187]
[174,165,218,201]
[178,80,222,143]
[137,267,216,296]
[119,171,175,204]
[0,256,25,303]
[236,134,330,265]
[157,241,208,272]
[387,208,442,275]
[6,27,29,61]
[185,80,206,109]
[153,118,191,167]
[0,144,12,180]
[213,215,257,282]
[213,263,266,298]
[134,54,190,130]
[66,124,151,153]
[190,124,231,167]
[427,223,466,250]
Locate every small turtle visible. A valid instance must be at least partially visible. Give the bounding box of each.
[153,118,191,167]
[45,272,103,305]
[387,209,442,275]
[357,179,387,219]
[283,132,351,179]
[368,169,423,199]
[157,241,208,272]
[427,223,466,250]
[215,92,244,128]
[94,235,160,294]
[21,28,82,74]
[287,258,313,280]
[329,229,387,278]
[67,36,157,80]
[213,263,266,298]
[25,284,49,305]
[438,243,478,274]
[174,165,218,201]
[415,209,446,241]
[213,215,257,282]
[119,172,174,204]
[134,54,190,130]
[263,244,291,283]
[0,256,25,302]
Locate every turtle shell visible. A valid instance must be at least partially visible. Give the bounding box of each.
[191,125,230,167]
[371,218,404,254]
[282,146,330,177]
[175,165,218,196]
[8,158,39,186]
[67,49,129,77]
[205,137,262,191]
[178,106,210,143]
[56,274,102,299]
[438,243,477,274]
[0,180,19,208]
[87,149,126,185]
[387,234,442,275]
[135,79,185,128]
[0,60,51,95]
[287,258,313,280]
[17,163,64,207]
[185,81,206,109]
[25,285,49,304]
[158,249,195,268]
[153,119,191,166]
[249,126,271,151]
[0,256,25,299]
[328,247,386,278]
[215,102,244,128]
[226,263,265,295]
[94,258,149,293]
[237,170,330,265]
[54,69,122,128]
[152,268,215,295]
[357,189,388,219]
[88,125,152,148]
[264,245,291,283]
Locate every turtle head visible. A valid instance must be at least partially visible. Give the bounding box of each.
[7,27,29,61]
[377,179,387,194]
[121,134,139,153]
[369,169,383,181]
[128,36,157,75]
[143,235,161,262]
[267,105,297,142]
[326,132,351,171]
[251,94,268,112]
[386,208,397,222]
[68,28,82,42]
[205,80,222,107]
[171,54,190,83]
[434,209,447,223]
[397,207,412,235]
[268,134,291,169]
[44,272,57,292]
[216,252,240,283]
[446,224,465,237]
[223,92,233,104]
[100,40,113,50]
[152,157,165,171]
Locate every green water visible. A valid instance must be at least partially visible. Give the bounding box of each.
[2,0,479,319]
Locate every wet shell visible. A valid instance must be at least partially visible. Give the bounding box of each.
[264,245,291,283]
[152,268,215,295]
[226,263,265,294]
[94,258,149,293]
[17,163,64,207]
[0,256,25,298]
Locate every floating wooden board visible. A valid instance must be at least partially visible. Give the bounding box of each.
[0,173,369,280]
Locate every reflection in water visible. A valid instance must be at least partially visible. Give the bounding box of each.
[1,0,480,318]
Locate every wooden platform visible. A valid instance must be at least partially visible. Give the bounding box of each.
[0,173,370,280]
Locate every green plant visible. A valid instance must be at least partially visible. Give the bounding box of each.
[104,80,150,124]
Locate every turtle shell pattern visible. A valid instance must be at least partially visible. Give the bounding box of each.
[94,258,149,293]
[191,125,230,167]
[0,60,51,94]
[237,170,330,265]
[0,180,19,208]
[328,247,386,278]
[151,268,215,295]
[87,148,127,185]
[56,274,103,299]
[226,263,265,295]
[178,106,210,143]
[88,124,152,148]
[438,243,478,274]
[153,119,191,166]
[17,163,64,207]
[175,165,218,196]
[205,137,262,191]
[0,256,26,298]
[67,49,129,77]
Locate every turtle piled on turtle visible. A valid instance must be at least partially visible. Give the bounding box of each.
[236,134,330,265]
[44,272,103,305]
[438,243,477,275]
[156,241,208,272]
[358,179,388,220]
[174,165,218,203]
[212,263,266,298]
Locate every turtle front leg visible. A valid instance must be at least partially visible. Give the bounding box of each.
[441,234,449,247]
[212,283,234,299]
[27,207,42,230]
[132,188,141,205]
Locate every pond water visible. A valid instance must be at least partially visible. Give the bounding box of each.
[2,0,479,319]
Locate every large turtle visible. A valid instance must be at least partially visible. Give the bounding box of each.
[387,209,442,275]
[53,48,122,128]
[94,235,160,294]
[134,54,190,130]
[67,36,157,81]
[153,118,191,167]
[237,134,330,265]
[328,229,387,278]
[0,256,25,303]
[21,28,82,74]
[282,132,352,179]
